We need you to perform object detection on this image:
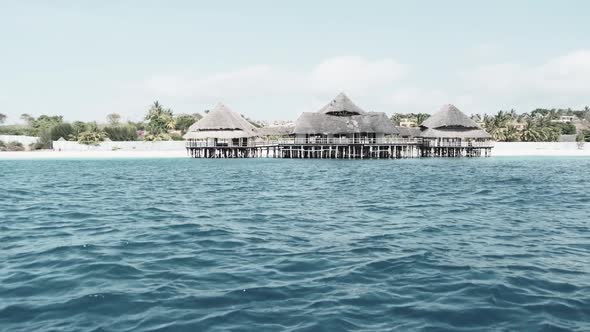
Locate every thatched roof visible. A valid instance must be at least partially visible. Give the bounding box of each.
[420,128,491,139]
[396,127,422,138]
[317,92,366,116]
[257,126,294,137]
[418,104,491,139]
[293,93,397,135]
[294,112,399,135]
[420,104,480,129]
[184,103,257,139]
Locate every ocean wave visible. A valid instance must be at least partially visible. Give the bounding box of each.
[1,158,590,331]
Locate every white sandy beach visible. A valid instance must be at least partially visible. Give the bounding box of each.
[0,150,189,160]
[492,142,590,157]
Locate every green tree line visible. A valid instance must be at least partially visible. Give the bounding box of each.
[390,107,590,142]
[478,108,586,142]
[0,102,202,147]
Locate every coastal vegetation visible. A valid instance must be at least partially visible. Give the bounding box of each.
[391,107,590,142]
[0,140,25,151]
[476,109,580,142]
[103,125,138,141]
[143,101,176,141]
[2,104,589,147]
[390,113,431,127]
[76,123,109,146]
[0,101,203,147]
[175,113,203,134]
[577,130,590,143]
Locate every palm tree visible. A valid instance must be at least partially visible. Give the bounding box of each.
[415,113,430,126]
[390,113,403,125]
[77,122,108,145]
[509,109,517,120]
[517,113,529,123]
[503,125,520,142]
[144,101,176,141]
[490,111,511,129]
[521,121,544,142]
[547,109,559,121]
[483,114,500,140]
[542,127,560,142]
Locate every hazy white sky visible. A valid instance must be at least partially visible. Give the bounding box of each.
[1,0,590,123]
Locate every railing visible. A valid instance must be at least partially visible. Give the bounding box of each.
[421,141,495,148]
[271,137,422,145]
[186,141,251,148]
[186,138,494,148]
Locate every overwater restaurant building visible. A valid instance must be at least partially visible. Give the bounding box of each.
[184,103,256,145]
[418,104,493,157]
[184,95,494,158]
[292,93,399,143]
[183,103,259,157]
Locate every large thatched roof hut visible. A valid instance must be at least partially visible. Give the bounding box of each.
[419,104,491,139]
[293,93,399,138]
[183,103,257,140]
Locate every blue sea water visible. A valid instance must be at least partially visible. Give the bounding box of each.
[1,157,590,331]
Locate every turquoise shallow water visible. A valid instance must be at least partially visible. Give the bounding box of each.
[1,157,590,331]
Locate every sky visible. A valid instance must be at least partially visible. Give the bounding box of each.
[1,0,590,123]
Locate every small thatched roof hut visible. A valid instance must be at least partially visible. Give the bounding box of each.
[419,104,491,139]
[293,93,399,136]
[183,103,257,139]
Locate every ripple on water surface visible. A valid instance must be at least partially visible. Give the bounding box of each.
[1,158,590,331]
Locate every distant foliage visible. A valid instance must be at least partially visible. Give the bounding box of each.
[169,132,184,141]
[175,113,202,134]
[13,114,66,148]
[144,101,175,140]
[29,142,46,151]
[483,108,588,142]
[390,113,430,126]
[143,133,171,141]
[77,123,108,145]
[50,123,74,141]
[106,113,121,125]
[20,114,35,126]
[69,121,88,141]
[31,115,64,135]
[0,113,6,124]
[104,125,138,141]
[0,125,36,136]
[0,141,25,151]
[577,130,590,142]
[552,122,577,135]
[127,120,146,131]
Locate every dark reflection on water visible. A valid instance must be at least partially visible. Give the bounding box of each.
[1,157,589,331]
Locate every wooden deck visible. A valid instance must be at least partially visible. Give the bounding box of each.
[186,138,494,159]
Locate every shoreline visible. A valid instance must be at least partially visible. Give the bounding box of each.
[0,150,189,160]
[1,148,590,160]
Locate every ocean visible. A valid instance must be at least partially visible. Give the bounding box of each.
[1,157,589,331]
